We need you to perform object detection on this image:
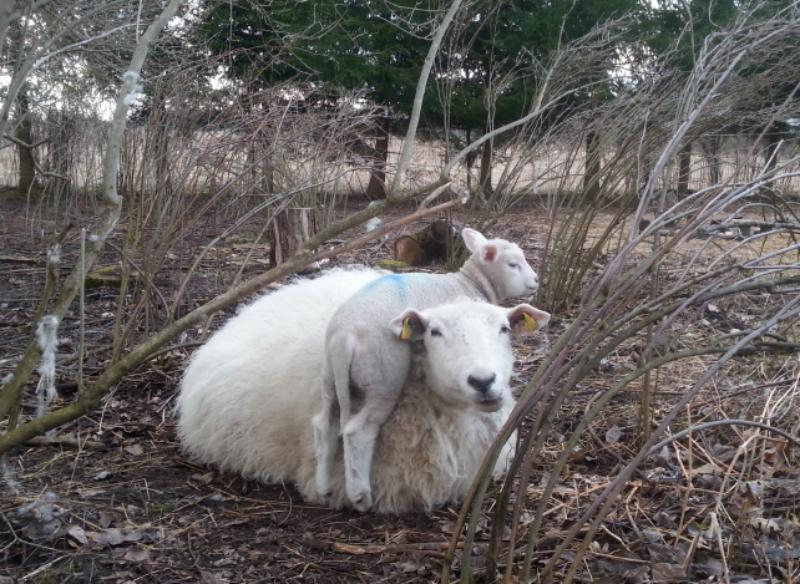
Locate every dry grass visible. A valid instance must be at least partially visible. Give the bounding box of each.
[5,129,799,204]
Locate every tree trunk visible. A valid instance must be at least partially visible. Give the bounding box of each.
[583,130,601,199]
[677,141,692,195]
[764,123,781,173]
[154,121,171,198]
[367,116,389,200]
[478,138,494,198]
[49,110,73,201]
[15,90,36,193]
[270,207,319,266]
[148,89,171,198]
[639,152,654,194]
[262,138,275,194]
[701,135,721,186]
[464,127,475,192]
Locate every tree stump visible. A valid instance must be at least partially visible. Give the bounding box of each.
[392,219,461,267]
[269,207,319,266]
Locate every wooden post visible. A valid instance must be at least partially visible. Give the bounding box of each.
[677,141,692,195]
[270,207,319,266]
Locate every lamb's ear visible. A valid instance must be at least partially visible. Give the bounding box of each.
[462,228,486,253]
[507,304,550,337]
[390,308,428,342]
[481,243,498,263]
[462,228,498,263]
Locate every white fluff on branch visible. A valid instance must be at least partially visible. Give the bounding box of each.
[1,455,19,493]
[35,315,60,419]
[121,71,143,106]
[365,217,383,232]
[46,244,61,264]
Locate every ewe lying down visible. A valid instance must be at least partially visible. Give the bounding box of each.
[315,227,545,511]
[177,267,547,513]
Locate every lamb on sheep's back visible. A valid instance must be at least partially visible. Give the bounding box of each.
[316,227,545,511]
[176,267,536,513]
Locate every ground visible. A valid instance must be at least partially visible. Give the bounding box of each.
[1,197,798,583]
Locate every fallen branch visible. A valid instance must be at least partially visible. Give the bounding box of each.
[0,255,40,264]
[302,532,462,556]
[647,419,800,455]
[24,434,106,450]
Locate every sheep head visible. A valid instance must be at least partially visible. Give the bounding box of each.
[461,228,539,300]
[390,300,549,412]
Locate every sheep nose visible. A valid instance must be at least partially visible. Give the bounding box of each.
[468,373,496,394]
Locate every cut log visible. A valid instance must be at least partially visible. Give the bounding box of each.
[393,236,425,265]
[270,207,319,266]
[393,219,459,266]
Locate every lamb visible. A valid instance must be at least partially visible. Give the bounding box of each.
[314,227,544,511]
[176,267,548,512]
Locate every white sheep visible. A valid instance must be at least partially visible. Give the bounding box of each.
[314,227,544,510]
[176,268,548,513]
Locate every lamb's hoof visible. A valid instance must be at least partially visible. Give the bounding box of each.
[315,472,332,500]
[317,488,336,506]
[349,490,373,512]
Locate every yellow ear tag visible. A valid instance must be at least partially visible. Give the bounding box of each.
[523,313,539,333]
[400,318,414,341]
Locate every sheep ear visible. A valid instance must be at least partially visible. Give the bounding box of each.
[461,228,486,253]
[390,309,428,342]
[482,244,498,263]
[507,304,550,337]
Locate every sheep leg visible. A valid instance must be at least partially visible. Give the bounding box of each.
[342,393,399,512]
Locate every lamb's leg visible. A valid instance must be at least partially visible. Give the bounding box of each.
[342,344,411,511]
[312,353,342,499]
[342,392,399,512]
[312,394,339,498]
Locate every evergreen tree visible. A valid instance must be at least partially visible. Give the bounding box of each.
[197,0,638,197]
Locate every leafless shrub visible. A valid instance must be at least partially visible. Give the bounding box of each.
[444,4,800,582]
[0,0,467,460]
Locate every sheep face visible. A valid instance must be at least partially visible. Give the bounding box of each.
[390,301,549,411]
[462,228,539,299]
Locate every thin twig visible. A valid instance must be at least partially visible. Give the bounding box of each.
[647,419,800,455]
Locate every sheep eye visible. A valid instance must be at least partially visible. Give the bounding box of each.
[500,325,511,334]
[508,262,520,270]
[430,329,443,337]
